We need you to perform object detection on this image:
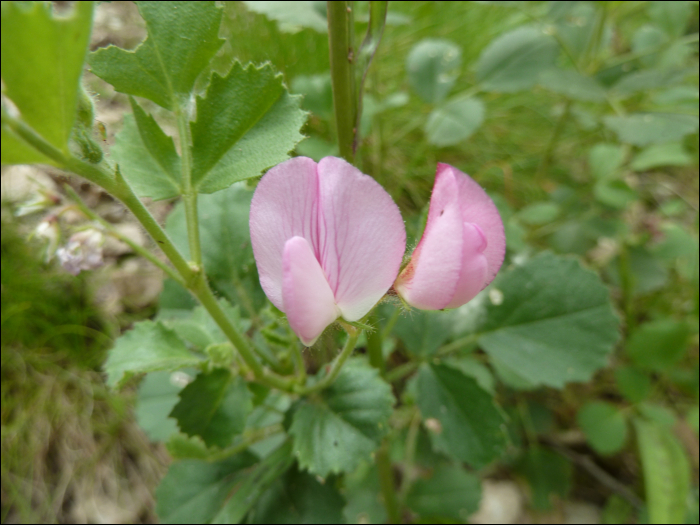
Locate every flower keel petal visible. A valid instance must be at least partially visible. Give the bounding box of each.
[282,236,339,346]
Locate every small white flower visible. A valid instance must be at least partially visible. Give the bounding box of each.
[56,229,104,275]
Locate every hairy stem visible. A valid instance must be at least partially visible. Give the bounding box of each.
[176,108,202,267]
[299,327,359,394]
[327,0,356,163]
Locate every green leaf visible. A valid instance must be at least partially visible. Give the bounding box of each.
[538,68,607,102]
[407,465,481,522]
[634,417,691,524]
[476,26,559,93]
[406,39,462,104]
[589,143,626,180]
[611,68,690,98]
[425,97,485,147]
[631,143,693,171]
[443,357,496,395]
[190,62,306,193]
[516,202,561,225]
[242,1,328,33]
[626,319,690,371]
[104,320,201,388]
[637,402,677,428]
[594,179,638,209]
[212,441,295,524]
[291,73,334,120]
[155,452,258,523]
[394,310,455,357]
[416,364,507,468]
[343,463,387,524]
[170,368,252,449]
[110,98,182,200]
[1,2,93,162]
[652,223,698,260]
[160,300,247,350]
[477,253,620,389]
[289,358,394,477]
[552,2,598,61]
[249,467,346,524]
[88,1,224,110]
[687,406,699,435]
[577,401,628,456]
[603,113,699,147]
[166,433,210,460]
[615,366,651,403]
[135,370,190,442]
[516,448,573,510]
[647,1,693,38]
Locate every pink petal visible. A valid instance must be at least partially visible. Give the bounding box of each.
[445,222,489,308]
[440,163,505,287]
[282,236,339,346]
[394,169,463,310]
[315,157,406,321]
[250,157,320,311]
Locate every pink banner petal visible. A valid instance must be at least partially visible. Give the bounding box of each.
[445,222,489,308]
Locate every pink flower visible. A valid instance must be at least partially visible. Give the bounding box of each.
[395,163,505,310]
[250,157,406,346]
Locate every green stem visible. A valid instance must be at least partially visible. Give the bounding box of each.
[381,306,401,340]
[398,409,421,504]
[298,327,359,394]
[367,313,385,373]
[327,0,356,164]
[176,109,201,266]
[386,361,418,383]
[376,443,401,524]
[63,185,186,287]
[618,243,635,331]
[291,342,307,384]
[535,99,571,181]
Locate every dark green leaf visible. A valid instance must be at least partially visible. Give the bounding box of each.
[589,143,626,180]
[104,320,201,388]
[425,97,485,147]
[110,98,181,200]
[577,401,628,455]
[1,2,93,163]
[343,463,387,524]
[190,62,306,193]
[594,179,638,209]
[647,1,693,38]
[170,368,252,448]
[394,310,454,357]
[416,364,507,468]
[477,253,620,389]
[407,465,481,522]
[242,1,328,33]
[626,319,690,371]
[135,370,190,442]
[539,68,607,102]
[615,366,651,403]
[212,441,295,524]
[476,27,559,92]
[406,39,462,104]
[155,452,258,523]
[289,358,394,477]
[442,357,496,394]
[631,142,693,171]
[603,113,699,146]
[249,466,346,524]
[516,448,573,510]
[634,417,691,524]
[89,2,224,110]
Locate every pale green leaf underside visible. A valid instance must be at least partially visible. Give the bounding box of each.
[191,62,307,193]
[1,1,93,159]
[135,371,184,443]
[104,320,201,388]
[416,364,507,468]
[477,253,620,389]
[603,113,699,146]
[289,358,394,477]
[425,97,485,147]
[88,1,224,110]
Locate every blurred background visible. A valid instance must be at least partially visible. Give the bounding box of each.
[1,1,698,523]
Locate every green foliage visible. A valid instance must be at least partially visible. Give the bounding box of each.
[476,253,620,389]
[406,39,461,104]
[1,2,93,165]
[626,319,690,371]
[577,401,628,456]
[615,366,651,404]
[242,1,328,33]
[191,62,307,193]
[415,364,507,468]
[539,68,607,102]
[406,465,481,522]
[425,97,485,147]
[635,417,691,524]
[516,448,573,510]
[289,358,394,477]
[603,113,699,146]
[393,309,454,357]
[110,98,182,200]
[155,452,258,523]
[170,369,252,449]
[135,370,185,442]
[476,26,558,92]
[89,2,224,111]
[104,320,201,388]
